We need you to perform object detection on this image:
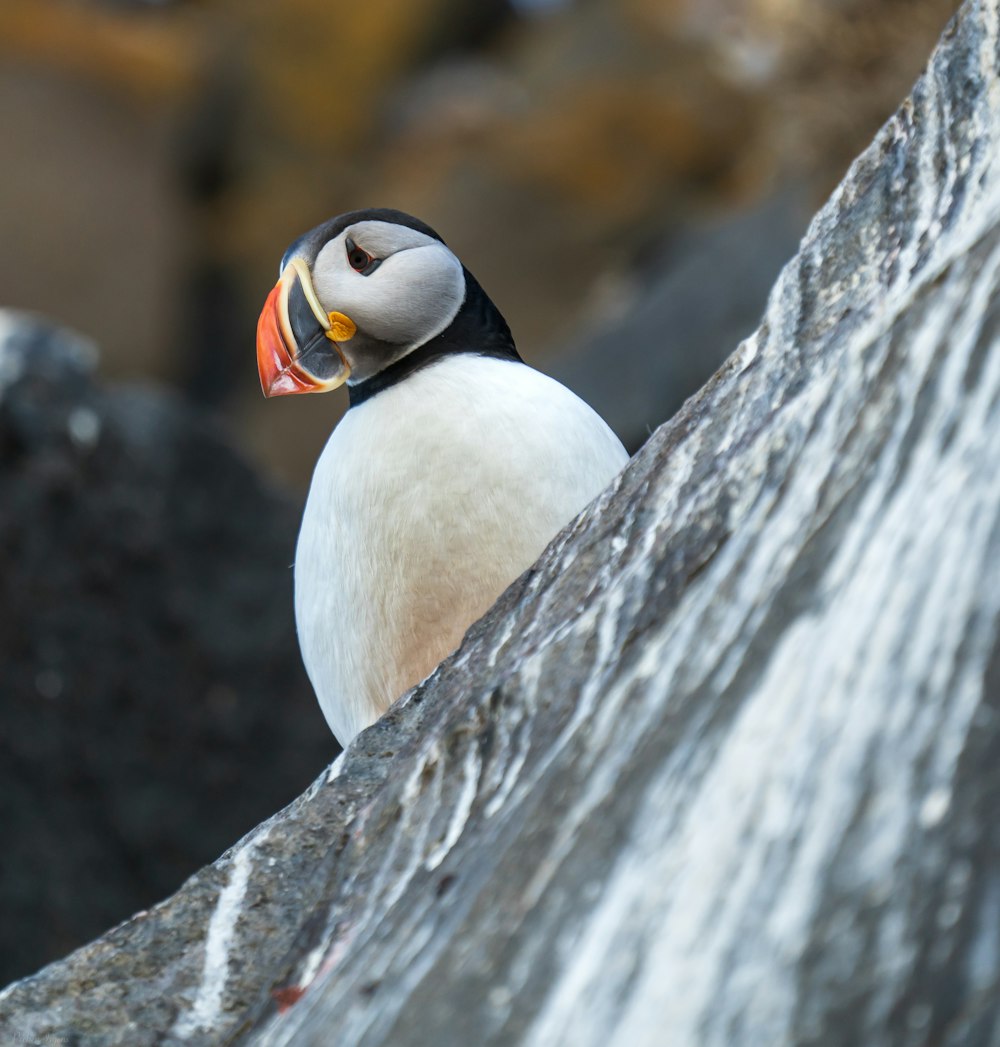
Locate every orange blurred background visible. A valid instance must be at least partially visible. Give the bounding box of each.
[0,0,960,490]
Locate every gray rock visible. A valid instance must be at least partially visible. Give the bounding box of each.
[3,0,1000,1043]
[0,312,336,987]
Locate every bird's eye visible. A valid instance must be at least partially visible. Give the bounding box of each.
[346,238,373,273]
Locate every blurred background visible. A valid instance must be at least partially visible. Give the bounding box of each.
[0,0,959,986]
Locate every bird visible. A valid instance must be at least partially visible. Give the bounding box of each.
[256,208,628,745]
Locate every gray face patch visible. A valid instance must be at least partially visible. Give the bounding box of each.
[308,222,466,379]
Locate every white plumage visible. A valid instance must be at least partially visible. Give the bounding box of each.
[295,354,627,743]
[256,209,628,745]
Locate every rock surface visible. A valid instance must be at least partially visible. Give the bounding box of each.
[4,0,1000,1044]
[0,314,337,986]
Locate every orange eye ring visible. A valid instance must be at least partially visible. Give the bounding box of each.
[346,237,373,272]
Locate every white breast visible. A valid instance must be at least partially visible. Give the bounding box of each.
[294,355,629,744]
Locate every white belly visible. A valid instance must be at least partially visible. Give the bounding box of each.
[294,355,628,744]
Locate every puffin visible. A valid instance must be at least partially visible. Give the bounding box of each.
[256,208,628,745]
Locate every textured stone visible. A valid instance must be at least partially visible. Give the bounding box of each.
[3,0,1000,1043]
[0,313,336,986]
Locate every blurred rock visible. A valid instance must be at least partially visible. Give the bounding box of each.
[658,0,965,183]
[2,0,998,1041]
[0,311,336,986]
[550,188,813,449]
[0,0,963,490]
[0,59,184,385]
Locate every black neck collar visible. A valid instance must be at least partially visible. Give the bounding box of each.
[347,341,521,409]
[347,267,521,409]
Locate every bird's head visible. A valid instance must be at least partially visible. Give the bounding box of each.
[256,208,516,399]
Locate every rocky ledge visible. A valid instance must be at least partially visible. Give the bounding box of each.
[3,0,1000,1043]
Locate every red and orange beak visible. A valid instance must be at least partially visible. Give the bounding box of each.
[256,259,354,397]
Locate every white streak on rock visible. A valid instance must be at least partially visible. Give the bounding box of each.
[172,827,270,1039]
[484,704,530,819]
[425,741,481,870]
[525,177,1000,1047]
